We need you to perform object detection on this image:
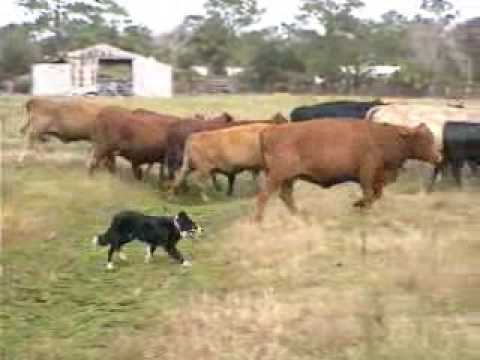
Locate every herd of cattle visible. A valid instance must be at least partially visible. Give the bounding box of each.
[19,97,480,221]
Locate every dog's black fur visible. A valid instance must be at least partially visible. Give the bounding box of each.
[94,210,201,268]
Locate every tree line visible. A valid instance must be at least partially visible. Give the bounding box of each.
[1,0,479,95]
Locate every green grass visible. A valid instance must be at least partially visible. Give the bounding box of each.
[2,95,480,360]
[2,162,252,359]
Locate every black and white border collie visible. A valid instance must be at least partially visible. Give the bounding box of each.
[93,210,202,269]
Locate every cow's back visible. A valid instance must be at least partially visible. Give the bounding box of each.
[261,120,370,177]
[190,123,272,170]
[28,97,107,141]
[369,104,480,150]
[290,101,383,121]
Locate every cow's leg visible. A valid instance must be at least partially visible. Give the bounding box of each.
[171,162,193,194]
[251,170,260,191]
[191,170,211,202]
[279,179,298,214]
[468,160,478,176]
[104,154,116,173]
[451,161,463,187]
[372,171,385,202]
[211,173,222,192]
[254,175,282,222]
[89,146,110,175]
[427,165,442,192]
[354,161,378,208]
[18,131,39,163]
[132,163,143,180]
[226,173,236,196]
[159,163,165,182]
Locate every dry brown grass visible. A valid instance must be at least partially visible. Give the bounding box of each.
[108,179,480,360]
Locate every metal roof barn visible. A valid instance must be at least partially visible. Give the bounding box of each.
[32,44,173,97]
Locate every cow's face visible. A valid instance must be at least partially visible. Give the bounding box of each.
[175,211,203,239]
[403,123,442,165]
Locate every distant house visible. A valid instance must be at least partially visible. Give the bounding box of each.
[32,44,173,97]
[191,65,245,77]
[339,65,401,79]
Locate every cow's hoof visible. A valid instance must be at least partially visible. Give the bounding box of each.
[353,200,366,208]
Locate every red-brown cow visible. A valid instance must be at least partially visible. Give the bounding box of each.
[254,120,441,222]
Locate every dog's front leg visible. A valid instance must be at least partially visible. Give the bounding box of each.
[107,245,116,270]
[165,245,191,267]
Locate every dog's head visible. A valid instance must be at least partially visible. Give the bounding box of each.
[174,211,203,239]
[92,232,109,247]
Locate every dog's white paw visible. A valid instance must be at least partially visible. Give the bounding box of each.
[182,260,192,267]
[106,262,115,270]
[118,252,127,261]
[92,236,99,247]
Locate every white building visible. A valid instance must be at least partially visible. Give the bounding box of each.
[32,44,173,97]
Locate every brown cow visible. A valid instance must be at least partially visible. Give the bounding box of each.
[173,123,274,199]
[19,97,108,162]
[254,120,442,222]
[133,108,205,122]
[89,106,179,180]
[164,112,234,181]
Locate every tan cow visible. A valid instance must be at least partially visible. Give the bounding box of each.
[19,97,108,162]
[366,104,480,150]
[173,123,273,200]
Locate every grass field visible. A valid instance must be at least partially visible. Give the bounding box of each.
[2,95,480,359]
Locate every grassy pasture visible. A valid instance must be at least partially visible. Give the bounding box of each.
[1,95,480,359]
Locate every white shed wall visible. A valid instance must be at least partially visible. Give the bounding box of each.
[32,63,72,96]
[133,57,172,97]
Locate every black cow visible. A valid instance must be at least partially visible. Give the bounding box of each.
[290,99,387,122]
[428,121,480,191]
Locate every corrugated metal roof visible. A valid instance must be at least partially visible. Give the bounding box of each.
[67,44,140,60]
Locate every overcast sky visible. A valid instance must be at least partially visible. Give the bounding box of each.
[2,0,479,34]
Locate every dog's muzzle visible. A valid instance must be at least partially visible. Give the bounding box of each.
[181,226,203,239]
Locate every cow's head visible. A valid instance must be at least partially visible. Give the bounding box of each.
[401,123,442,165]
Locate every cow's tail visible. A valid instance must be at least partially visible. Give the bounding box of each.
[172,139,192,191]
[258,128,270,174]
[20,99,33,135]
